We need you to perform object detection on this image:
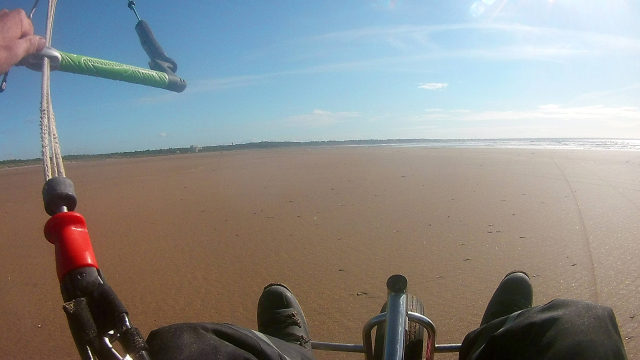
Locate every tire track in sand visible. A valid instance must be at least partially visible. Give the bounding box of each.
[551,158,600,303]
[572,159,640,354]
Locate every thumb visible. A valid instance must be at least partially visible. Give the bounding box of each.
[17,35,47,57]
[9,35,46,66]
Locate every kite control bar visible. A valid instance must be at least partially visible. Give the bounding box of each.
[43,177,150,360]
[5,1,186,93]
[19,46,186,93]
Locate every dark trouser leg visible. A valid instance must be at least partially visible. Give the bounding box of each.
[459,299,628,360]
[147,322,316,360]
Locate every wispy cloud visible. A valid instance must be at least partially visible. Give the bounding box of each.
[284,109,359,127]
[179,41,583,96]
[309,23,640,55]
[419,83,448,90]
[158,132,167,137]
[575,82,640,102]
[374,0,401,10]
[136,72,291,102]
[414,104,640,123]
[181,59,431,96]
[156,22,640,98]
[137,92,182,105]
[188,74,274,93]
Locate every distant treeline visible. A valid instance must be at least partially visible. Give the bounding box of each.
[0,139,433,169]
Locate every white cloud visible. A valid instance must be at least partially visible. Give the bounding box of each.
[158,132,167,137]
[311,109,332,116]
[470,1,487,17]
[419,83,448,90]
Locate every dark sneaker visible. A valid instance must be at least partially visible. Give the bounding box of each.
[257,283,312,350]
[480,271,533,326]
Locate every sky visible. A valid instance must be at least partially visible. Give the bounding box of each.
[1,0,639,160]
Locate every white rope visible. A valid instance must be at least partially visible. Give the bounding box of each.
[39,63,51,180]
[39,0,64,181]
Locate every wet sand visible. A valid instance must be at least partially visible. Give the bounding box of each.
[1,147,639,359]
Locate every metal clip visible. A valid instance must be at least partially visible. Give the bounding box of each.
[18,46,62,72]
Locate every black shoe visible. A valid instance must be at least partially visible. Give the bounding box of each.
[257,283,312,350]
[480,271,533,326]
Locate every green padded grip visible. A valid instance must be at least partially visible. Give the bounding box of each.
[58,51,186,93]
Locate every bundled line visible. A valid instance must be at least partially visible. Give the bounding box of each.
[39,0,65,181]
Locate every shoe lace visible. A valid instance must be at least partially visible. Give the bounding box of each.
[262,311,311,347]
[295,334,311,348]
[263,311,302,332]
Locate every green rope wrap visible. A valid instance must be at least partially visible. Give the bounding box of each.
[58,52,186,93]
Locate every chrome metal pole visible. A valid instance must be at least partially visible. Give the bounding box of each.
[384,275,408,360]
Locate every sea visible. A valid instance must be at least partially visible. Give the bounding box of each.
[368,138,640,151]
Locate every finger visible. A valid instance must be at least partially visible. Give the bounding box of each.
[12,8,35,38]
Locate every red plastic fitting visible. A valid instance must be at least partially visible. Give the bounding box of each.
[44,211,99,282]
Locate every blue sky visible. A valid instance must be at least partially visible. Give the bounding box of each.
[1,0,639,160]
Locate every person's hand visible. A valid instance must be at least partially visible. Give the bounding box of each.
[0,9,46,74]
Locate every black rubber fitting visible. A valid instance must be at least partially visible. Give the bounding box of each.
[43,176,77,216]
[386,274,408,294]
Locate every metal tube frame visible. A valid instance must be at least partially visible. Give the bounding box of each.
[383,287,407,360]
[310,341,462,354]
[310,274,463,358]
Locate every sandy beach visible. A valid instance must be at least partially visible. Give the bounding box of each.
[1,147,639,359]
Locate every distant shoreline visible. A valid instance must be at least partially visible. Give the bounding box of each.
[0,140,396,169]
[2,138,639,169]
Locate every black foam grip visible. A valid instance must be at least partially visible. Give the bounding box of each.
[90,283,128,334]
[120,327,150,354]
[63,298,114,360]
[63,298,98,340]
[135,20,178,73]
